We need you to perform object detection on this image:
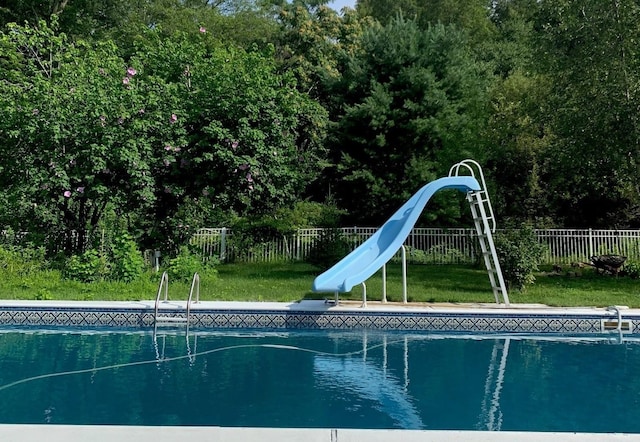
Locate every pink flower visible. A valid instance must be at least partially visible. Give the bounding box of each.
[164,145,172,151]
[163,159,170,167]
[76,186,84,193]
[170,114,178,123]
[122,77,130,85]
[199,26,206,33]
[63,190,71,198]
[248,185,254,191]
[202,189,209,196]
[139,109,145,114]
[127,67,137,77]
[231,141,239,149]
[32,109,39,115]
[246,173,253,183]
[239,163,249,170]
[173,146,181,152]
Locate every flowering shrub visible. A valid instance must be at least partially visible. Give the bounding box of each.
[0,19,328,254]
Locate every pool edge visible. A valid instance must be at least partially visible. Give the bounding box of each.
[0,425,638,441]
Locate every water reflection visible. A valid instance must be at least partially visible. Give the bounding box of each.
[313,334,423,428]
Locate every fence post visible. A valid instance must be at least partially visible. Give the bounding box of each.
[588,228,593,258]
[220,227,227,262]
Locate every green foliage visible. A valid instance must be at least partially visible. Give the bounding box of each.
[274,200,346,228]
[534,0,640,227]
[357,0,496,43]
[34,288,53,300]
[484,71,553,224]
[494,226,547,291]
[110,233,145,282]
[0,244,46,276]
[0,19,328,255]
[401,245,466,265]
[306,228,351,269]
[167,246,218,283]
[64,249,110,283]
[622,262,640,280]
[273,2,371,98]
[227,216,296,262]
[0,19,185,253]
[326,16,491,224]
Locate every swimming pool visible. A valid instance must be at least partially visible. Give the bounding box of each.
[0,327,638,433]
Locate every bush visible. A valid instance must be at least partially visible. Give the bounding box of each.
[167,246,218,282]
[64,249,110,283]
[306,228,351,269]
[0,244,46,276]
[623,261,640,279]
[110,233,145,282]
[0,245,46,276]
[228,216,296,262]
[494,226,547,291]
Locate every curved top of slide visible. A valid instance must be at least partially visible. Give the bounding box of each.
[312,176,481,293]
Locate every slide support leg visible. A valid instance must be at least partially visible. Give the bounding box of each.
[402,245,408,303]
[382,264,387,303]
[361,282,367,308]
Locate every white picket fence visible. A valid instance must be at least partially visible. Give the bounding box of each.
[190,227,640,265]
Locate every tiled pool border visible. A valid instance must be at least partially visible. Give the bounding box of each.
[0,300,637,336]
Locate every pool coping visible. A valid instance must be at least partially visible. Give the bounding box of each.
[0,425,639,441]
[0,299,638,336]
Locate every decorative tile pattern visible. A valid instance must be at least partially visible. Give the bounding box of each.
[0,305,635,337]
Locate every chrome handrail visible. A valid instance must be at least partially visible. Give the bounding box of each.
[154,271,169,323]
[186,273,200,324]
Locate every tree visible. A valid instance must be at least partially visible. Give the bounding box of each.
[484,72,554,225]
[534,0,640,227]
[1,0,278,51]
[357,0,496,43]
[133,31,328,249]
[324,16,492,225]
[271,0,372,101]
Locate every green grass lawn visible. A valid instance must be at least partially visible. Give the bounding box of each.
[1,262,637,307]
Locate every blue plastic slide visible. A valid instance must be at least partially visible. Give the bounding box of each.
[312,176,481,293]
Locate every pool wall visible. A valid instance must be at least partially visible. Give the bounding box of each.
[0,300,637,336]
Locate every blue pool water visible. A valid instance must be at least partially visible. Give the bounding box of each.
[0,328,638,432]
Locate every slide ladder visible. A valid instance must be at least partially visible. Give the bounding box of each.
[449,160,509,306]
[153,272,200,327]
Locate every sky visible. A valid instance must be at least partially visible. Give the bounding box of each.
[328,0,357,12]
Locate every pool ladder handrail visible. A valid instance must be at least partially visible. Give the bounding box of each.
[153,272,200,326]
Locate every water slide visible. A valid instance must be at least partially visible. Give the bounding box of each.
[312,176,481,293]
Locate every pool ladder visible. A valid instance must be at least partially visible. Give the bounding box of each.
[153,271,200,327]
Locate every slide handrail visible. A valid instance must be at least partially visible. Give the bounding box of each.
[450,159,497,233]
